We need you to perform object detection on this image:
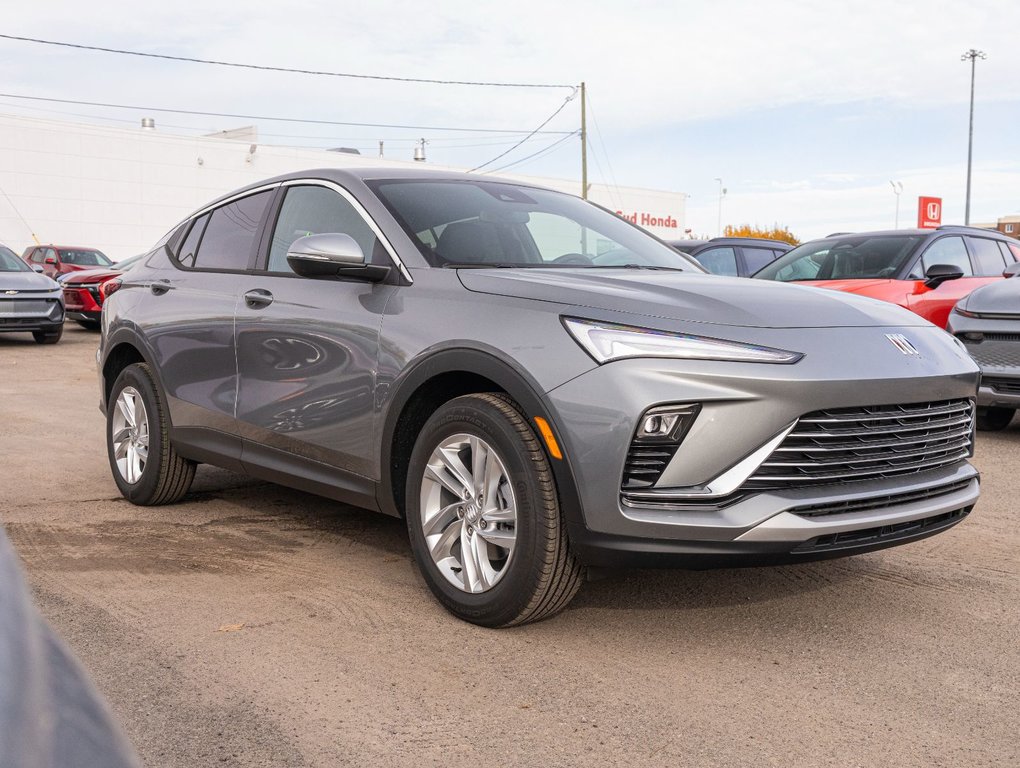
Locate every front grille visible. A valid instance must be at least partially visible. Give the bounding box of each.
[790,506,971,553]
[746,399,974,489]
[622,444,679,489]
[984,377,1020,395]
[963,337,1020,369]
[789,478,973,518]
[0,299,55,316]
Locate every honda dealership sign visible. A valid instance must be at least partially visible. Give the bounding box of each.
[917,196,943,229]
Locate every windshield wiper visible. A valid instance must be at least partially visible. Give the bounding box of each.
[442,262,578,269]
[595,264,686,271]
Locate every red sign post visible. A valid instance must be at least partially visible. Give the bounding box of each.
[917,196,943,229]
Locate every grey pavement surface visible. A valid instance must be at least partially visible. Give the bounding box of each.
[1,325,1018,767]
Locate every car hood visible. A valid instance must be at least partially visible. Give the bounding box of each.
[61,267,122,285]
[457,269,929,328]
[0,270,60,291]
[957,277,1020,314]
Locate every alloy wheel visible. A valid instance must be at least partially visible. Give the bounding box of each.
[111,386,150,484]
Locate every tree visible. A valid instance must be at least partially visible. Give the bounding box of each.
[723,224,800,245]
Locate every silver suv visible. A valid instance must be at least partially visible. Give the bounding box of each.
[98,169,981,626]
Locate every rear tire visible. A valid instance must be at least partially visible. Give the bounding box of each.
[406,393,583,627]
[976,406,1015,431]
[107,363,196,505]
[32,326,63,344]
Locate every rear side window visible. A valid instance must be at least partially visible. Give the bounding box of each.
[742,247,777,274]
[176,214,210,268]
[694,246,738,276]
[180,191,272,271]
[968,237,1007,276]
[1006,241,1020,261]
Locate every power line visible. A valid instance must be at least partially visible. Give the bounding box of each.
[0,33,576,91]
[469,94,577,172]
[485,131,580,174]
[0,92,576,135]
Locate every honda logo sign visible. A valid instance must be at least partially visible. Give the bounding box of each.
[917,196,942,229]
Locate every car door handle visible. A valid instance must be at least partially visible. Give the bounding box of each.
[244,289,274,309]
[150,279,171,295]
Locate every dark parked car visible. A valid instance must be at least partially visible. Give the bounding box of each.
[947,265,1020,430]
[61,253,145,329]
[753,227,1020,328]
[100,169,980,626]
[0,244,64,343]
[22,244,113,280]
[666,237,792,277]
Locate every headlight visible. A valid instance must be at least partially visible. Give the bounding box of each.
[952,306,981,318]
[563,317,803,364]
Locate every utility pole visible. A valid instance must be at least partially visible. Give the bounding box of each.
[961,48,986,226]
[580,81,588,200]
[890,180,903,229]
[714,178,727,237]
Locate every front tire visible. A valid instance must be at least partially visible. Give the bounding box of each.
[976,406,1015,431]
[32,326,63,344]
[107,363,196,505]
[406,393,583,627]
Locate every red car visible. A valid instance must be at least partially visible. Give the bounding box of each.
[60,253,144,329]
[752,227,1020,328]
[22,244,113,280]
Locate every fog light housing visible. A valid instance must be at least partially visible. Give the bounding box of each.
[635,404,700,443]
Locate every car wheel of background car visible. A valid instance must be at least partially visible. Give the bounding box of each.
[406,393,583,627]
[31,326,62,344]
[976,406,1015,432]
[75,319,101,330]
[107,363,196,505]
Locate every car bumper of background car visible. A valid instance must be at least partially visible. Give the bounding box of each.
[0,295,65,333]
[948,312,1020,408]
[544,325,980,567]
[66,309,102,323]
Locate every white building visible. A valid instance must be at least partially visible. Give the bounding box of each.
[0,113,687,260]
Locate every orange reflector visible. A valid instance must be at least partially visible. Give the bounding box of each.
[533,416,563,460]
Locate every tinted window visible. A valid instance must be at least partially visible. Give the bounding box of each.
[694,247,738,276]
[58,249,111,267]
[267,185,380,273]
[968,238,1007,276]
[916,236,972,278]
[0,246,29,271]
[29,249,45,264]
[191,191,272,271]
[742,247,777,274]
[757,236,920,281]
[177,214,210,268]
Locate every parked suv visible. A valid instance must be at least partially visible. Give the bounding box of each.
[22,245,113,280]
[753,227,1020,328]
[0,244,64,343]
[99,169,981,626]
[667,237,792,277]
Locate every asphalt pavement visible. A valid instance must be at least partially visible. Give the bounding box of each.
[1,325,1017,767]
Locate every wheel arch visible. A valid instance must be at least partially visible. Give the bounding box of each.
[100,329,162,414]
[378,346,585,530]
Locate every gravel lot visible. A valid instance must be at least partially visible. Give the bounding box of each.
[2,326,1018,767]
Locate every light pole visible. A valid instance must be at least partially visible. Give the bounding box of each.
[890,180,903,229]
[961,48,986,226]
[714,178,727,236]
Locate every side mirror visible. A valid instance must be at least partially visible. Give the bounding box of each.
[924,263,965,289]
[44,256,57,265]
[31,264,44,273]
[1002,262,1020,278]
[286,233,389,283]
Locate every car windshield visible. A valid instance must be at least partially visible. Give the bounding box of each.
[754,235,923,281]
[0,246,29,272]
[59,249,112,267]
[368,179,700,270]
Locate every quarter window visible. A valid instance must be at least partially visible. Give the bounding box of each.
[968,237,1007,276]
[267,185,381,273]
[915,236,972,278]
[177,214,210,268]
[185,191,272,271]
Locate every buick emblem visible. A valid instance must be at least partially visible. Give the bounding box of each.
[886,333,920,356]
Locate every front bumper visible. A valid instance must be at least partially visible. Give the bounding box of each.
[0,294,65,333]
[546,324,980,566]
[948,311,1020,408]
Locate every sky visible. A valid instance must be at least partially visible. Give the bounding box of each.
[2,0,1019,240]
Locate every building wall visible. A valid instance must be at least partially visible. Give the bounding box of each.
[0,113,687,260]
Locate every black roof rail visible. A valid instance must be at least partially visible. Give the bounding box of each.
[826,232,854,237]
[935,224,996,233]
